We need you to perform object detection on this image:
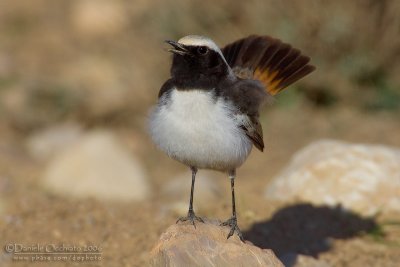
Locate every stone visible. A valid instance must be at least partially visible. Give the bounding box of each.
[42,131,150,202]
[162,171,222,215]
[265,139,400,216]
[26,123,83,161]
[150,220,283,267]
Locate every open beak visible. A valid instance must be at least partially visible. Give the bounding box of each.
[165,40,188,55]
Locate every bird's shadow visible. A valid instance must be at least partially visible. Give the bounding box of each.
[243,203,378,265]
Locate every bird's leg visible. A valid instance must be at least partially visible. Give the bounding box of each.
[221,169,244,241]
[176,166,204,228]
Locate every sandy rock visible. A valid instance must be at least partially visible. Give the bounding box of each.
[265,139,400,216]
[42,131,150,202]
[162,171,222,215]
[150,220,283,267]
[26,123,83,161]
[70,0,128,37]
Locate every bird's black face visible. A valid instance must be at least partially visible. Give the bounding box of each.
[166,40,229,88]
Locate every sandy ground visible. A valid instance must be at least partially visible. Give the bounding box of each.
[1,106,400,267]
[1,1,399,266]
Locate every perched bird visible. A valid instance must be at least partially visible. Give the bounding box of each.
[149,35,315,240]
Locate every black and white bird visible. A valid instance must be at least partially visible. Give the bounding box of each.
[149,35,315,240]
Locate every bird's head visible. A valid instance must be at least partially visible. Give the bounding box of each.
[165,35,233,84]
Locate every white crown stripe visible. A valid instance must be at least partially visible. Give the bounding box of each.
[177,35,230,66]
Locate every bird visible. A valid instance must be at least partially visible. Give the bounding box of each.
[149,34,315,241]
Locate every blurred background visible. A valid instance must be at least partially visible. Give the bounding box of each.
[0,0,399,266]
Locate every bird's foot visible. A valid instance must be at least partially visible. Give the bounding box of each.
[176,210,204,228]
[220,216,244,241]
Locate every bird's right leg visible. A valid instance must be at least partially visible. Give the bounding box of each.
[220,169,244,241]
[176,166,204,227]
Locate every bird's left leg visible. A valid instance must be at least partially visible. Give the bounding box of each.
[220,169,244,241]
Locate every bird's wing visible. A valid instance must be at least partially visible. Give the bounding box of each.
[222,35,315,95]
[224,79,268,152]
[235,113,264,151]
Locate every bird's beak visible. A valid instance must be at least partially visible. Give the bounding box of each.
[165,40,188,55]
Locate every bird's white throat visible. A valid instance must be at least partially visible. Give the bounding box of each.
[149,88,252,171]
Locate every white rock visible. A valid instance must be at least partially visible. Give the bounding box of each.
[42,131,150,202]
[162,171,222,214]
[265,140,400,216]
[26,123,83,161]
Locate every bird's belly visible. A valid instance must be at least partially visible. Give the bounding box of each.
[149,89,252,171]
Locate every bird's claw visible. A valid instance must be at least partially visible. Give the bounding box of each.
[220,216,244,241]
[176,210,204,228]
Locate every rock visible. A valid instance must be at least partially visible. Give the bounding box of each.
[162,171,222,215]
[265,139,400,216]
[42,131,150,202]
[26,123,83,161]
[150,220,283,267]
[70,0,128,37]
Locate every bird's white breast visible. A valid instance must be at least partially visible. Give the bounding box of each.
[149,88,252,171]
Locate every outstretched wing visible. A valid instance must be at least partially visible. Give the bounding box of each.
[222,35,315,95]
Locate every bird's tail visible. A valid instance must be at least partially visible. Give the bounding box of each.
[222,35,315,95]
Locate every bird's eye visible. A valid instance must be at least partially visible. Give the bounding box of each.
[197,46,208,55]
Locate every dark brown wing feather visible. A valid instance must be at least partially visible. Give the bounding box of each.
[243,116,264,151]
[222,35,315,95]
[227,79,267,151]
